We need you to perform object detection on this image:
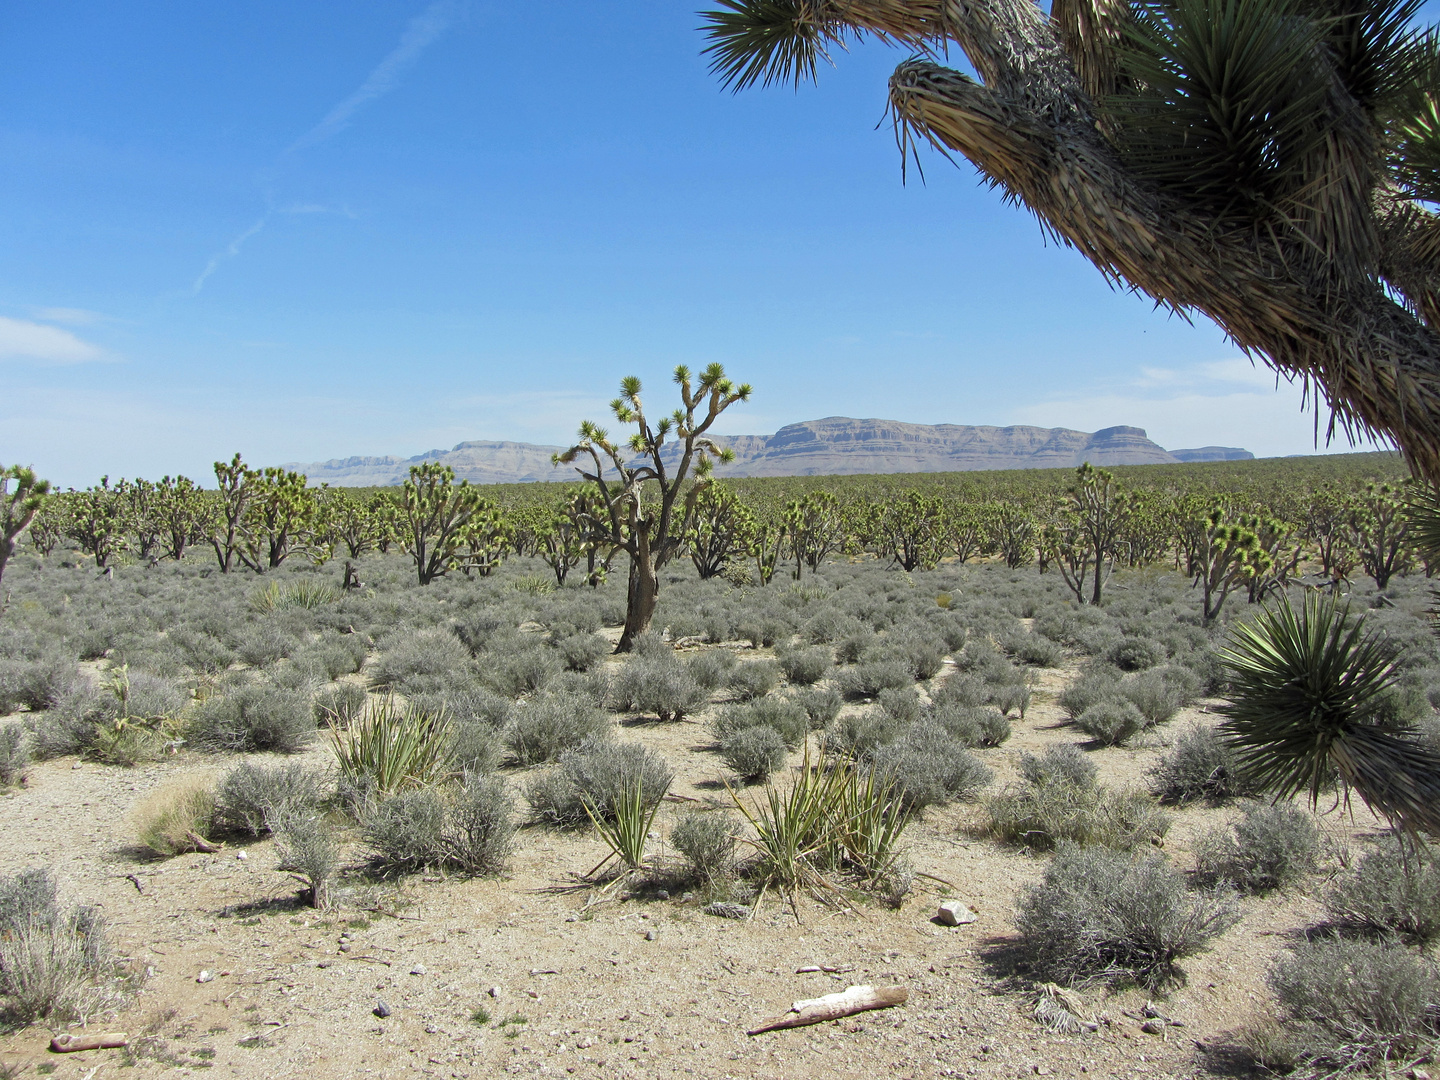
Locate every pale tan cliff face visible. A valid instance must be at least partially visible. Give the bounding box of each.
[283,418,1242,485]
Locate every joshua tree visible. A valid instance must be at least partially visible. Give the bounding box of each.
[702,0,1440,481]
[0,464,51,586]
[556,364,751,651]
[400,462,484,585]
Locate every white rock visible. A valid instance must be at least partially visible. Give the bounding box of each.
[410,964,427,975]
[935,900,977,927]
[197,970,214,983]
[235,851,248,861]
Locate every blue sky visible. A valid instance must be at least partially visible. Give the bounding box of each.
[0,1,1385,486]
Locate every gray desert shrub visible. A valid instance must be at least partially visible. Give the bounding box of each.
[364,787,447,872]
[169,629,235,676]
[1058,664,1122,719]
[631,632,672,658]
[505,693,610,766]
[871,720,993,811]
[214,761,326,837]
[837,660,912,700]
[274,812,341,907]
[1019,744,1099,789]
[1105,636,1166,672]
[1016,843,1238,989]
[193,683,315,753]
[710,697,809,748]
[555,632,609,672]
[777,646,831,686]
[720,725,789,782]
[369,628,470,691]
[1005,630,1063,668]
[455,610,508,655]
[877,686,922,725]
[825,708,904,760]
[442,772,515,873]
[930,704,1011,748]
[932,673,990,709]
[525,736,673,828]
[1267,936,1440,1075]
[991,680,1032,718]
[449,719,503,774]
[1149,724,1259,803]
[0,868,113,1023]
[1194,802,1320,893]
[440,686,513,729]
[313,682,367,728]
[611,655,708,722]
[1119,669,1184,726]
[727,660,779,702]
[986,776,1170,851]
[233,621,300,667]
[670,810,738,882]
[0,723,29,786]
[1075,699,1148,746]
[801,609,861,645]
[481,639,563,697]
[884,633,946,680]
[0,654,79,713]
[1325,837,1440,944]
[794,686,842,730]
[686,649,737,691]
[834,630,875,666]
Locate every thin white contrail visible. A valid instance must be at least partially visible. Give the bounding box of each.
[287,0,459,155]
[190,0,459,293]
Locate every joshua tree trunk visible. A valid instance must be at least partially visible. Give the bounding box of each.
[619,531,661,650]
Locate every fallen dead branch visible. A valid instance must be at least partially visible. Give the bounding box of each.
[51,1032,129,1053]
[747,984,907,1035]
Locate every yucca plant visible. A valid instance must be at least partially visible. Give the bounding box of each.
[250,578,339,613]
[1217,593,1440,836]
[329,696,454,796]
[582,776,665,876]
[834,766,910,881]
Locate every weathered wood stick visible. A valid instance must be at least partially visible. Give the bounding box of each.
[186,831,222,853]
[50,1032,128,1053]
[747,985,908,1035]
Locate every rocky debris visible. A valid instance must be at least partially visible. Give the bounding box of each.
[935,900,977,926]
[373,1000,392,1018]
[704,900,749,919]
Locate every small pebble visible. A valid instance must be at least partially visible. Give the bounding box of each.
[374,1000,392,1018]
[487,986,501,999]
[339,943,352,953]
[644,929,658,942]
[235,851,248,861]
[197,970,214,983]
[410,964,427,975]
[656,890,669,901]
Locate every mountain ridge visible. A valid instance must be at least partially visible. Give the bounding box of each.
[286,417,1252,486]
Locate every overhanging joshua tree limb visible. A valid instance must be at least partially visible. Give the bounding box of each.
[702,0,1440,481]
[555,364,751,651]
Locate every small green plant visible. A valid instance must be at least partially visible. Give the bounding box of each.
[331,696,454,795]
[250,579,339,613]
[133,777,218,856]
[584,775,666,875]
[670,810,739,883]
[274,813,340,908]
[509,574,554,595]
[470,1005,491,1026]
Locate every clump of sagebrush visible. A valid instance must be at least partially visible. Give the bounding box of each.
[824,708,904,761]
[728,660,779,702]
[1058,663,1122,720]
[1261,936,1440,1076]
[1016,843,1238,990]
[929,703,1011,747]
[0,722,29,786]
[1002,628,1063,668]
[363,787,446,872]
[313,682,368,728]
[610,654,708,722]
[368,627,472,693]
[274,812,341,908]
[794,686,842,730]
[836,660,913,700]
[525,736,674,828]
[709,697,808,749]
[1020,744,1098,788]
[877,686,921,724]
[443,772,516,873]
[0,867,118,1023]
[1118,667,1186,726]
[1150,724,1260,803]
[554,632,609,672]
[985,766,1170,852]
[776,645,830,686]
[685,648,736,691]
[0,652,77,714]
[214,760,326,837]
[192,681,315,754]
[1105,636,1167,672]
[504,692,609,766]
[720,725,788,782]
[1075,699,1149,746]
[133,776,218,856]
[1324,836,1440,944]
[1193,801,1319,893]
[870,720,993,812]
[670,810,739,883]
[481,636,563,697]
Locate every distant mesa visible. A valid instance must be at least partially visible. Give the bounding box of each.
[287,418,1252,486]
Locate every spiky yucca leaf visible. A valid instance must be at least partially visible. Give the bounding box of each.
[701,0,840,90]
[1405,481,1440,563]
[1217,594,1440,837]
